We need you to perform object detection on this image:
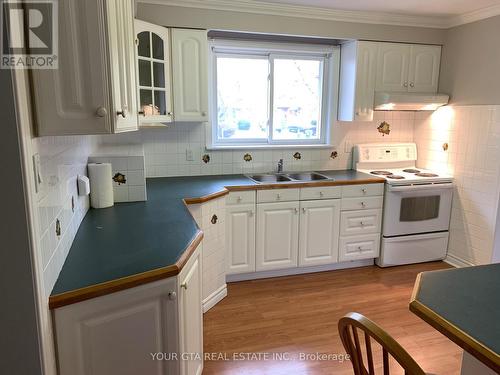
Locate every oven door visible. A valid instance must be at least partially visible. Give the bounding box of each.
[383,183,453,237]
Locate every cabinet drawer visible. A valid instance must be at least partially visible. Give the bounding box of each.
[226,191,256,205]
[339,233,380,261]
[300,186,341,200]
[341,196,383,211]
[340,209,382,236]
[342,183,384,198]
[257,188,300,203]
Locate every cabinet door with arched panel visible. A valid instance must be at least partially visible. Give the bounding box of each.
[135,20,173,125]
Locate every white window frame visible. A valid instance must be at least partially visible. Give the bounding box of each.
[206,39,340,149]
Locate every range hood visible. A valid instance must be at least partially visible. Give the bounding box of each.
[374,92,449,111]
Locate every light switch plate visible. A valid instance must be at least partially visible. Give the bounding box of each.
[33,153,43,193]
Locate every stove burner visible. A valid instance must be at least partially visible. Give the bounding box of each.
[386,175,405,179]
[415,172,439,177]
[403,169,421,173]
[370,170,393,176]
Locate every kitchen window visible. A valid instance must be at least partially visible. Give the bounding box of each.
[207,40,339,148]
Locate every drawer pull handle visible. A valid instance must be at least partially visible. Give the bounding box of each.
[302,207,306,213]
[168,291,177,300]
[237,196,242,202]
[211,214,218,224]
[180,283,188,290]
[294,208,298,214]
[249,210,254,217]
[319,191,324,197]
[358,246,363,251]
[277,193,281,200]
[362,188,367,194]
[360,221,365,226]
[361,202,366,207]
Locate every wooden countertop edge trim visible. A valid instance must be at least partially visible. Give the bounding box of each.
[183,177,386,202]
[49,231,204,310]
[409,275,500,373]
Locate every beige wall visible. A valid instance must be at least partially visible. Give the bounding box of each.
[439,15,500,105]
[137,3,446,44]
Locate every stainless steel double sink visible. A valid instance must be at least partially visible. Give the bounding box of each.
[247,172,332,183]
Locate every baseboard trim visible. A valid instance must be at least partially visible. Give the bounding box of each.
[202,284,227,313]
[444,254,475,268]
[226,259,374,282]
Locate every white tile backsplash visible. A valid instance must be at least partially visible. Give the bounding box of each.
[32,135,97,296]
[414,105,500,265]
[99,112,415,177]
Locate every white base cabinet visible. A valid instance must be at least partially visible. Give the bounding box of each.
[226,204,256,274]
[256,201,300,271]
[298,199,340,267]
[53,248,203,375]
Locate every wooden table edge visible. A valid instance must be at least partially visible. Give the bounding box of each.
[409,273,500,373]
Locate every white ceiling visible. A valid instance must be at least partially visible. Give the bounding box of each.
[262,0,500,17]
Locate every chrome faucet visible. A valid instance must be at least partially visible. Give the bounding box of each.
[277,159,284,173]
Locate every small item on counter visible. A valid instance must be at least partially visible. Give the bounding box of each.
[112,172,127,184]
[88,163,114,209]
[377,121,391,136]
[243,153,252,162]
[293,152,302,160]
[77,175,90,196]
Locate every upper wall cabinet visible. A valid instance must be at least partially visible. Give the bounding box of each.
[339,41,441,122]
[375,43,441,93]
[32,0,138,136]
[134,23,209,124]
[338,41,378,121]
[135,20,174,124]
[408,45,442,93]
[171,29,209,122]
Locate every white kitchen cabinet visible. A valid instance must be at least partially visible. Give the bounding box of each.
[408,45,441,93]
[339,233,380,262]
[375,43,411,93]
[256,201,299,271]
[135,19,173,124]
[53,247,204,375]
[226,204,256,274]
[338,41,378,121]
[171,29,209,122]
[298,199,340,267]
[178,250,203,375]
[54,277,180,375]
[375,43,441,93]
[32,0,139,135]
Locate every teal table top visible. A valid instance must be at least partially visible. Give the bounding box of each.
[410,264,500,371]
[50,170,382,308]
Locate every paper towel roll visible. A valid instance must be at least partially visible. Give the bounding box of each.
[88,163,114,209]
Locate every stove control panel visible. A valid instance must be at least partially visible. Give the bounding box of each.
[354,143,417,164]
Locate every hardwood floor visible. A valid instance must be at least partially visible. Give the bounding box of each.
[203,262,462,375]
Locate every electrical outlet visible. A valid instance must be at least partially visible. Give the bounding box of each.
[186,149,194,161]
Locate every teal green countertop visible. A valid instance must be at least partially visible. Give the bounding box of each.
[50,171,383,308]
[411,264,500,371]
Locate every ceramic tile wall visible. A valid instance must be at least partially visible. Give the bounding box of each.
[188,197,226,306]
[89,145,147,202]
[414,105,500,265]
[32,135,97,296]
[100,111,415,177]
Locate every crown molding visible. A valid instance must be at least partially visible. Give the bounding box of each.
[138,0,500,29]
[138,0,448,28]
[447,3,500,28]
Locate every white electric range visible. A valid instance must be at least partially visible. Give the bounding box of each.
[353,143,454,267]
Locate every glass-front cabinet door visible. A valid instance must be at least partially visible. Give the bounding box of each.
[135,19,173,124]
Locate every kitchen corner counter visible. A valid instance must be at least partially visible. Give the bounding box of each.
[49,171,383,309]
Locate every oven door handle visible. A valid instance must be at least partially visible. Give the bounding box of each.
[388,183,454,192]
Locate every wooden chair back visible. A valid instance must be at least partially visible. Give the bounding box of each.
[338,312,426,375]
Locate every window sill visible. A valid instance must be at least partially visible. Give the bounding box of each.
[206,144,333,150]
